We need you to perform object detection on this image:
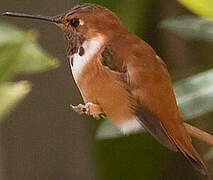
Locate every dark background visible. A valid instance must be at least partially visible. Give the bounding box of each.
[1,0,213,179]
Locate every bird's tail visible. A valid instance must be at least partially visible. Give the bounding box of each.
[173,136,209,176]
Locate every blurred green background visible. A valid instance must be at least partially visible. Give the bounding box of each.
[1,0,213,179]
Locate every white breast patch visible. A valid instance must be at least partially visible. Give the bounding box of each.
[70,35,104,82]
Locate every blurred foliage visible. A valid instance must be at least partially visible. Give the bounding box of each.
[162,0,213,43]
[160,16,213,43]
[0,81,31,121]
[179,0,213,19]
[0,22,58,120]
[175,69,213,120]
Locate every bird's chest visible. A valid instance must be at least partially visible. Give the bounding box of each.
[69,36,104,98]
[70,50,91,82]
[70,36,103,79]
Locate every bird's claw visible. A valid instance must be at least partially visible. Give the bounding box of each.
[71,102,105,117]
[71,103,91,115]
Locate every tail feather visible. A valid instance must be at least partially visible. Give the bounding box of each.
[174,139,209,176]
[134,106,209,176]
[185,154,208,176]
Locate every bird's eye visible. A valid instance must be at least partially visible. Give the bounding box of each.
[69,18,80,27]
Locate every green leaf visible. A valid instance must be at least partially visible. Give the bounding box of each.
[178,0,213,19]
[160,16,213,43]
[0,22,59,119]
[0,81,31,121]
[15,36,59,73]
[0,43,23,81]
[0,22,59,81]
[96,69,213,139]
[0,23,24,45]
[175,69,213,120]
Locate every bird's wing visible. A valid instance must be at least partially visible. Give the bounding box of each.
[101,45,177,151]
[101,43,208,175]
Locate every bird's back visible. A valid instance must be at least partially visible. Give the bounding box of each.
[109,31,208,175]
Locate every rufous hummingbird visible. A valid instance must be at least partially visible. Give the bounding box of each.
[2,3,211,176]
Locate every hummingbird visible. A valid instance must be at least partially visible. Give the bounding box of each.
[2,3,210,176]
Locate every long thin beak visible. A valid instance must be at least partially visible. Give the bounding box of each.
[2,12,59,23]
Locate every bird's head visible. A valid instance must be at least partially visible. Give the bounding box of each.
[3,4,124,56]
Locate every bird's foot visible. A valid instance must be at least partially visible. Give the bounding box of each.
[71,102,104,116]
